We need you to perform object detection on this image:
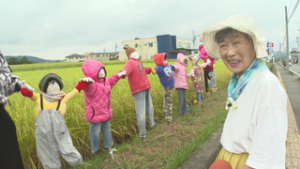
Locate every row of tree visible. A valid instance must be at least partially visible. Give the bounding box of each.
[6,57,33,65]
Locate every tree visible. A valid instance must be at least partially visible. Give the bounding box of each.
[7,57,20,65]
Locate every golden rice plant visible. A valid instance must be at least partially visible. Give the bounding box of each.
[6,60,232,168]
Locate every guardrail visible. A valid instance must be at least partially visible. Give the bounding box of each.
[278,63,300,79]
[289,69,300,79]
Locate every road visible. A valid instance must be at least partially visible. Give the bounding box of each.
[278,64,300,131]
[290,64,300,73]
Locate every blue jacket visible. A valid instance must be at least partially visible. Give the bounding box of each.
[155,64,175,88]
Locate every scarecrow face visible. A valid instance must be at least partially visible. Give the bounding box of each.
[218,31,256,78]
[130,51,139,60]
[98,68,106,78]
[163,55,168,65]
[46,80,60,93]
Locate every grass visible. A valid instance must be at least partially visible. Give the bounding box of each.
[6,60,232,168]
[74,88,229,169]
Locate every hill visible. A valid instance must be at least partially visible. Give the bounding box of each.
[4,55,61,63]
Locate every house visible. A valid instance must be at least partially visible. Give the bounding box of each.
[65,34,194,62]
[65,52,118,62]
[119,34,194,60]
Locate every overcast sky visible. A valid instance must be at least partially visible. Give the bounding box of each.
[1,0,299,60]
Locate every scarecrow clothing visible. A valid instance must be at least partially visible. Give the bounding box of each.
[191,67,204,93]
[123,58,152,95]
[199,45,215,92]
[192,66,205,102]
[174,53,190,90]
[34,93,82,169]
[0,52,24,169]
[81,60,121,153]
[154,53,175,122]
[209,67,217,88]
[89,121,114,154]
[220,70,287,169]
[23,89,82,168]
[123,58,155,137]
[82,60,120,123]
[154,53,175,89]
[199,45,214,72]
[163,86,174,121]
[177,88,187,115]
[204,71,211,92]
[196,91,204,102]
[155,64,175,88]
[30,89,78,117]
[173,53,190,115]
[133,89,155,136]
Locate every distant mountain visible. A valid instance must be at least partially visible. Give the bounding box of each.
[4,55,62,63]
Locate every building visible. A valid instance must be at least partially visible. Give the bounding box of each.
[65,34,194,62]
[291,48,300,63]
[65,54,85,62]
[65,52,118,62]
[119,34,195,60]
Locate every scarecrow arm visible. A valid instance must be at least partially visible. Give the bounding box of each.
[107,72,121,87]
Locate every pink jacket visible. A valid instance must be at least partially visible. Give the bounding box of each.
[82,59,121,123]
[199,45,215,72]
[173,53,190,90]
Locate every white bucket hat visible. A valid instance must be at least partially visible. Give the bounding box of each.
[202,15,268,59]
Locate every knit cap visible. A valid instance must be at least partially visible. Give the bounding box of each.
[123,47,136,59]
[188,55,199,66]
[39,72,64,93]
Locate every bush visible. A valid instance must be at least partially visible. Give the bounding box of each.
[282,60,286,66]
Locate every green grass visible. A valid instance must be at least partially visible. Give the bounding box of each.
[74,88,229,169]
[7,60,232,168]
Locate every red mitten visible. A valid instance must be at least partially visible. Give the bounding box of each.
[20,87,33,97]
[75,81,90,92]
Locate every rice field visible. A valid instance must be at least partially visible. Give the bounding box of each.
[6,60,232,168]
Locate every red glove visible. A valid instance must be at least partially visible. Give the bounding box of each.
[20,87,33,97]
[75,81,90,92]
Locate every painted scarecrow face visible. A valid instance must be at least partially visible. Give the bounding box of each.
[98,68,106,78]
[46,80,60,93]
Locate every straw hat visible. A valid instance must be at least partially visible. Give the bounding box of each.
[202,15,268,59]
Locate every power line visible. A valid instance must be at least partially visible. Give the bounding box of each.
[288,0,300,21]
[280,0,300,47]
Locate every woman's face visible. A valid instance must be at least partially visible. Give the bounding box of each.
[218,31,256,78]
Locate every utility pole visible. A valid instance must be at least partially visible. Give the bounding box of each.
[285,6,290,71]
[192,31,196,55]
[279,43,281,62]
[297,36,300,64]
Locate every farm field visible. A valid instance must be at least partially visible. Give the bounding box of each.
[7,60,233,168]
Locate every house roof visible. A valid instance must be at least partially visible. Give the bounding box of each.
[169,48,198,54]
[66,52,119,58]
[65,53,84,58]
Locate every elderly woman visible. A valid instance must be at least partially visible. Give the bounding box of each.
[202,16,287,169]
[0,51,35,168]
